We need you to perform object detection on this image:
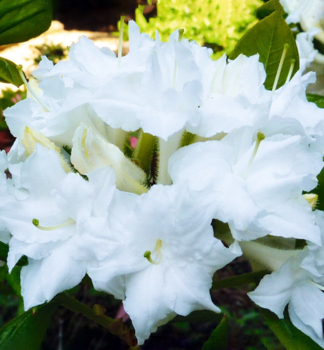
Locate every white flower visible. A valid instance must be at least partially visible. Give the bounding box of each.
[169,130,323,242]
[249,211,324,347]
[88,183,241,344]
[90,30,203,140]
[0,145,131,309]
[296,29,319,71]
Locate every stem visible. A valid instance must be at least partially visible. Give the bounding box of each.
[54,293,137,346]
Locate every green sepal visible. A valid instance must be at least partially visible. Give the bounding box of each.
[261,308,323,350]
[0,301,59,350]
[229,0,299,90]
[201,314,228,350]
[0,0,52,46]
[0,57,24,86]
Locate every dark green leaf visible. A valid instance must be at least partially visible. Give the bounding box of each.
[229,0,299,90]
[261,308,323,350]
[201,314,228,350]
[172,310,224,324]
[6,265,22,297]
[256,0,285,19]
[211,270,268,290]
[306,93,324,109]
[0,241,9,261]
[0,301,58,350]
[0,0,52,46]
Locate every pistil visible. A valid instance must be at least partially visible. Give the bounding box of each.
[242,132,265,178]
[32,218,75,231]
[118,16,126,69]
[272,43,289,94]
[144,239,163,265]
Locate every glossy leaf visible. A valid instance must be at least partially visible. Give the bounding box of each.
[229,0,299,90]
[201,314,228,350]
[261,308,323,350]
[0,0,52,46]
[0,301,58,350]
[0,57,24,86]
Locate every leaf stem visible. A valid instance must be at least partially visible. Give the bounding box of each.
[54,293,137,346]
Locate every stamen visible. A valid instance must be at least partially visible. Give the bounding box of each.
[242,132,265,178]
[32,218,75,231]
[309,280,324,291]
[272,43,289,94]
[16,65,50,112]
[144,239,162,265]
[285,59,296,84]
[118,16,126,69]
[172,29,184,88]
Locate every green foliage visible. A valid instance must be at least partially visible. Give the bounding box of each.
[229,0,299,90]
[306,93,324,109]
[34,43,68,64]
[0,301,58,350]
[0,57,23,86]
[201,315,228,350]
[261,308,323,350]
[0,0,52,46]
[126,0,263,58]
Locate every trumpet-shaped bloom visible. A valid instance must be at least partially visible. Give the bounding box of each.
[169,130,323,242]
[0,145,135,309]
[249,211,324,347]
[88,183,241,344]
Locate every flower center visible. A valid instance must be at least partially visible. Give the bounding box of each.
[144,239,163,265]
[32,218,75,231]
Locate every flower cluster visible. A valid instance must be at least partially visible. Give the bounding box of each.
[1,21,324,345]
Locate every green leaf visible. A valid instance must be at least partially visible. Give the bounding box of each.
[229,0,299,90]
[0,57,23,86]
[0,0,52,46]
[0,301,58,350]
[6,265,22,297]
[306,93,324,109]
[0,241,9,261]
[201,314,228,350]
[261,308,323,350]
[211,270,268,290]
[256,0,285,19]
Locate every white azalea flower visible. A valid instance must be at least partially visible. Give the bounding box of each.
[169,130,323,242]
[88,183,241,344]
[249,211,324,347]
[0,145,132,309]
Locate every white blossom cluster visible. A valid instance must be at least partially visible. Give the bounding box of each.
[1,21,324,345]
